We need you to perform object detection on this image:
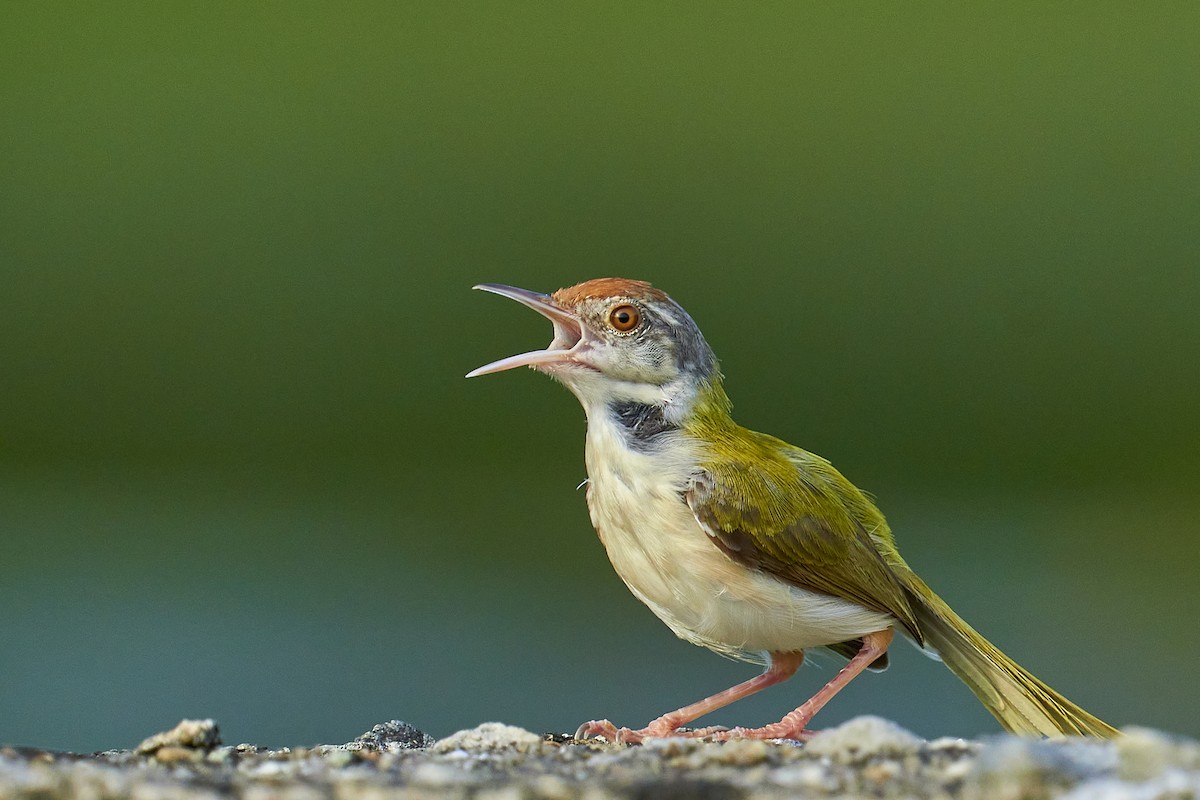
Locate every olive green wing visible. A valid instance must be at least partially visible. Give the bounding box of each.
[686,442,922,646]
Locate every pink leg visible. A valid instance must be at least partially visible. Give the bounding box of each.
[575,651,805,744]
[712,628,894,741]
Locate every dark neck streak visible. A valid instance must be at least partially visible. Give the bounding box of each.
[609,400,678,449]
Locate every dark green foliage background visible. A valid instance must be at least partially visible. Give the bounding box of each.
[2,4,1196,750]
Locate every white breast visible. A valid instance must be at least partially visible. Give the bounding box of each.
[582,413,896,662]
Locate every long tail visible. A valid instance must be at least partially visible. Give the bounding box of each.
[897,569,1119,737]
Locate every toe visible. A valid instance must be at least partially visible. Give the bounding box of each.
[574,719,619,741]
[575,720,647,745]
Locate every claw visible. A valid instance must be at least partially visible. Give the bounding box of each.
[575,720,644,744]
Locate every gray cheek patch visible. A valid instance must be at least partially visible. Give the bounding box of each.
[644,302,717,379]
[675,330,715,376]
[653,306,681,327]
[643,341,668,370]
[669,316,716,377]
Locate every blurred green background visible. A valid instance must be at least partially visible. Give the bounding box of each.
[2,4,1197,751]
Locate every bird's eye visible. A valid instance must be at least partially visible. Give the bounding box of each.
[608,304,640,332]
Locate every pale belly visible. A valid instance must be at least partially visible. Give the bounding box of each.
[583,426,895,662]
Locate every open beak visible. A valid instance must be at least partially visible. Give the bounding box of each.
[466,284,585,378]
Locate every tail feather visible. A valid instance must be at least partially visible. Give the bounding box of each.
[898,569,1118,738]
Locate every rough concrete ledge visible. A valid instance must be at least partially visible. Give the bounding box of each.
[2,716,1198,799]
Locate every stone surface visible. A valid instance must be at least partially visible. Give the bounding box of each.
[803,714,925,760]
[134,719,222,755]
[1,717,1198,799]
[431,722,551,755]
[351,720,436,752]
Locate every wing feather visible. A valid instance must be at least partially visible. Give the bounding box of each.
[686,438,923,645]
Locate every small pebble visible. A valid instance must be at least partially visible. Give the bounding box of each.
[154,746,202,765]
[431,723,549,755]
[804,715,924,760]
[136,719,222,755]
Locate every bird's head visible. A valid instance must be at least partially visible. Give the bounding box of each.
[468,278,722,415]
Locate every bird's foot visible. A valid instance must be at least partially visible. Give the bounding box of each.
[574,720,729,744]
[707,723,817,742]
[574,720,644,744]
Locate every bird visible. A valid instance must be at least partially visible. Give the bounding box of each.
[467,277,1118,743]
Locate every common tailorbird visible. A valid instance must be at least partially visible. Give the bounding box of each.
[468,277,1117,742]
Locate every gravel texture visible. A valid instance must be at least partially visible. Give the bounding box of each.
[2,716,1198,799]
